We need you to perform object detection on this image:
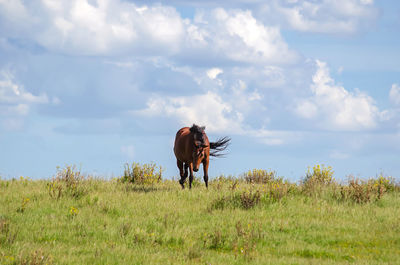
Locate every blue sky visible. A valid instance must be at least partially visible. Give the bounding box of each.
[1,0,399,181]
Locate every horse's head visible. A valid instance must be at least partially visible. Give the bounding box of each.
[190,124,209,172]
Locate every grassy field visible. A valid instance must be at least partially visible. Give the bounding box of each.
[0,165,399,264]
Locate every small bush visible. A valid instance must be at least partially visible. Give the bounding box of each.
[339,177,374,204]
[242,169,280,184]
[301,165,335,197]
[47,165,88,199]
[372,175,397,193]
[210,175,240,191]
[210,190,261,210]
[337,176,390,204]
[303,164,334,185]
[47,181,62,200]
[210,195,233,210]
[121,162,162,185]
[265,182,291,202]
[239,190,261,209]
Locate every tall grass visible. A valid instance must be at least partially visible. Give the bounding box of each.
[0,164,399,264]
[120,162,162,185]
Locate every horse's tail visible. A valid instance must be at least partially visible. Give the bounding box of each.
[209,136,231,157]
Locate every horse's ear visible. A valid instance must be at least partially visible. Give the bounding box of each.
[190,124,196,132]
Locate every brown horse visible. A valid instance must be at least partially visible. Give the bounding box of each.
[174,124,231,189]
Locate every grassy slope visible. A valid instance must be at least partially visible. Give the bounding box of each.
[0,178,399,265]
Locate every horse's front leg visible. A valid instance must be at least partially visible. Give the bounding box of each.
[203,158,209,188]
[188,163,194,189]
[177,159,187,189]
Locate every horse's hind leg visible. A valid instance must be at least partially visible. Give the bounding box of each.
[177,160,187,189]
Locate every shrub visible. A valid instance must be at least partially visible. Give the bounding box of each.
[337,176,390,204]
[301,165,335,197]
[371,175,397,193]
[303,164,334,185]
[265,182,291,202]
[121,162,162,185]
[210,190,261,210]
[47,165,88,199]
[339,177,375,204]
[211,175,240,190]
[242,169,281,184]
[240,190,261,209]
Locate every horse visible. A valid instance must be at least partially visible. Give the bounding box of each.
[173,124,231,189]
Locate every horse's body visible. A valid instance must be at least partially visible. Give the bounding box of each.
[174,124,230,189]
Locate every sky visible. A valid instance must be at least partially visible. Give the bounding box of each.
[0,0,400,181]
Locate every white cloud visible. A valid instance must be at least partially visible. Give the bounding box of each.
[389,84,400,105]
[227,65,288,90]
[295,100,317,119]
[104,60,137,69]
[0,103,29,116]
[206,8,298,64]
[134,75,301,146]
[136,91,243,133]
[3,0,185,55]
[0,70,48,105]
[225,10,285,61]
[0,0,29,32]
[360,0,374,4]
[230,80,263,112]
[264,0,378,34]
[295,60,382,131]
[207,68,223,80]
[0,70,49,130]
[135,90,294,145]
[1,1,297,65]
[0,0,379,66]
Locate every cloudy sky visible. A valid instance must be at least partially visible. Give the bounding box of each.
[1,0,399,180]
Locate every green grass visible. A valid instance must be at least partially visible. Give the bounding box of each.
[0,174,399,264]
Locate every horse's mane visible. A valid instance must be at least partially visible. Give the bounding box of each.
[189,124,205,134]
[189,123,231,155]
[190,124,206,145]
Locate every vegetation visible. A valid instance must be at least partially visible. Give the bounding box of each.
[0,164,399,264]
[120,162,162,185]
